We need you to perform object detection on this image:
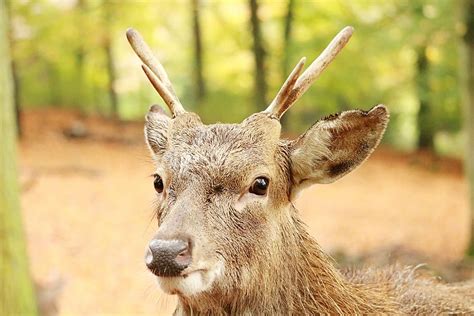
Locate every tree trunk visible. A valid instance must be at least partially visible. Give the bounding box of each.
[282,0,294,76]
[416,45,434,149]
[192,0,205,103]
[0,0,38,314]
[280,0,295,128]
[75,0,86,111]
[463,0,474,255]
[103,2,118,118]
[249,0,267,109]
[5,0,21,137]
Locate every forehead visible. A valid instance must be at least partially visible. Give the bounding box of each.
[163,123,277,178]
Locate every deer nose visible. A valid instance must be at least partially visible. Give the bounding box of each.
[145,239,192,277]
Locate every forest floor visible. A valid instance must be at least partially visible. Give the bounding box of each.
[18,108,473,315]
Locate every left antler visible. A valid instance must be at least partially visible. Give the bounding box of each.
[126,28,186,117]
[265,26,354,119]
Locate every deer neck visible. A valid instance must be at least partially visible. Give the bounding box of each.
[273,210,397,314]
[174,206,397,315]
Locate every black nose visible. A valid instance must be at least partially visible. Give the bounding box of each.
[145,239,192,277]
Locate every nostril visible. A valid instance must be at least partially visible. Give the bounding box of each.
[145,238,193,277]
[175,247,192,266]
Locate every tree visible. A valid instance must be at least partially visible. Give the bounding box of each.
[0,0,38,313]
[409,2,435,150]
[75,0,87,110]
[192,0,206,103]
[416,45,434,149]
[462,0,474,255]
[103,1,118,118]
[249,0,267,109]
[5,0,21,137]
[280,0,295,128]
[282,0,295,77]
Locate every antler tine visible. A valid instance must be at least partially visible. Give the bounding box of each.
[268,26,354,119]
[126,28,185,116]
[142,65,181,113]
[264,57,306,117]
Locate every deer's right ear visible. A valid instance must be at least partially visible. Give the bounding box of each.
[144,105,171,156]
[289,105,389,195]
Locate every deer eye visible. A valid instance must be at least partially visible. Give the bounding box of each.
[153,174,164,193]
[249,177,269,196]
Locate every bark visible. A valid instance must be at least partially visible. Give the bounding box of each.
[282,0,294,76]
[103,2,118,118]
[249,0,267,109]
[75,0,86,110]
[416,45,434,149]
[462,0,474,255]
[0,0,38,313]
[192,0,205,103]
[5,0,21,137]
[105,40,118,117]
[280,0,295,128]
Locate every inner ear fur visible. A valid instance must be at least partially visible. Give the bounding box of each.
[289,105,389,190]
[145,104,171,156]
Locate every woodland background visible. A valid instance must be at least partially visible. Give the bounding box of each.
[1,0,474,315]
[5,0,471,151]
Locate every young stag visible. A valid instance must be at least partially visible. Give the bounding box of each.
[127,27,474,315]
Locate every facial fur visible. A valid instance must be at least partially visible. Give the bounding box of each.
[144,106,389,305]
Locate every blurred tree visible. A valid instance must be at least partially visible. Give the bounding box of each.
[282,0,295,77]
[411,2,435,150]
[192,0,206,103]
[416,45,434,149]
[75,0,87,110]
[249,0,267,109]
[0,0,38,314]
[411,0,461,150]
[103,1,118,117]
[5,0,21,137]
[280,0,295,129]
[462,0,474,255]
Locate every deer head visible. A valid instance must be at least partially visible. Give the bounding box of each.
[127,27,389,309]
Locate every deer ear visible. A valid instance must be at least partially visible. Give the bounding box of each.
[289,105,389,191]
[145,104,171,156]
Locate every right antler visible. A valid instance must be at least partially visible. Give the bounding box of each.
[265,26,354,119]
[126,28,186,117]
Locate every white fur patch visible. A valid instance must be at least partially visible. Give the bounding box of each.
[157,262,224,297]
[158,272,205,296]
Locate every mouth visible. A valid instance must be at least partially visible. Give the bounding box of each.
[151,268,206,279]
[154,263,224,297]
[156,270,208,296]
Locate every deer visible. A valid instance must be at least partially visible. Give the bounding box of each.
[126,26,474,315]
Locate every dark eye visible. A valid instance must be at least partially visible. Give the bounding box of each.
[153,174,164,193]
[249,177,269,196]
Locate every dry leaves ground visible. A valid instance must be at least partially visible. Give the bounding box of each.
[19,109,471,315]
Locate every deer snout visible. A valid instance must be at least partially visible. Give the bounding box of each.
[145,239,192,277]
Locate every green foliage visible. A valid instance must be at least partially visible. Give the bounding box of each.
[7,0,467,154]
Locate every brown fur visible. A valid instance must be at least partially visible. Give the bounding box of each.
[143,106,474,315]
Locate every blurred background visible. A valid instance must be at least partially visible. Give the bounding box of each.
[1,0,473,315]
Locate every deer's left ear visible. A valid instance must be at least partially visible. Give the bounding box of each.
[145,104,171,157]
[289,105,389,193]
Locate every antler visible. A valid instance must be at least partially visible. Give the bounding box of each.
[265,26,354,119]
[126,28,186,117]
